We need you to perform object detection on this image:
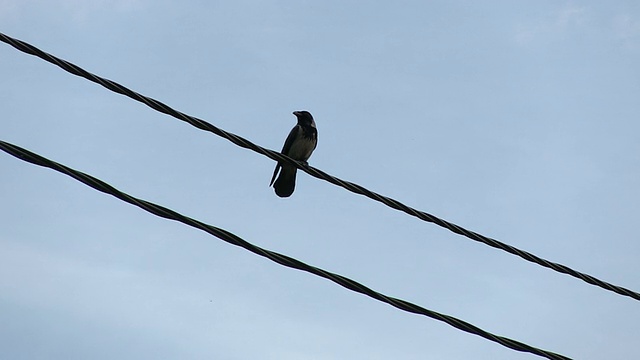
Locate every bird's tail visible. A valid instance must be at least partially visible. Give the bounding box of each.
[273,165,297,198]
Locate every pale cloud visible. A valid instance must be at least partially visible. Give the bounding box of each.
[58,0,148,23]
[514,4,590,45]
[0,0,19,19]
[0,240,212,347]
[0,0,147,23]
[613,14,640,50]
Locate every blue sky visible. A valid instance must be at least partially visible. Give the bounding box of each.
[1,1,639,359]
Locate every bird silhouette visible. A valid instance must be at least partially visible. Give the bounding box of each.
[269,111,318,197]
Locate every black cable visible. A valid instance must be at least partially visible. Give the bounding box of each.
[1,32,638,303]
[0,139,571,360]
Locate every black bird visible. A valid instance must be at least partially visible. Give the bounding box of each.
[269,111,318,197]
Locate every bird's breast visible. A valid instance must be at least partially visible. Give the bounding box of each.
[287,135,316,161]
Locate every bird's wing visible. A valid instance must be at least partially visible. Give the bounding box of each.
[270,125,300,187]
[281,124,301,155]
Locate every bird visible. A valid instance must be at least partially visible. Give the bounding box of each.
[269,110,318,197]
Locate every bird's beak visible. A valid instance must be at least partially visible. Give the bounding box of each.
[292,111,301,117]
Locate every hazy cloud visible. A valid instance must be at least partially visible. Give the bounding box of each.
[515,4,589,45]
[0,0,147,22]
[613,14,640,50]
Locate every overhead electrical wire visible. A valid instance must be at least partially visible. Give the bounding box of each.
[0,32,638,303]
[0,139,571,360]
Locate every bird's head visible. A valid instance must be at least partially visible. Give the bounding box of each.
[293,110,315,127]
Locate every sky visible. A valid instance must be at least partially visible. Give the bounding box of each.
[1,1,639,359]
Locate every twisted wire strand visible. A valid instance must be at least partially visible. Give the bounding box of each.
[1,32,638,302]
[0,139,571,360]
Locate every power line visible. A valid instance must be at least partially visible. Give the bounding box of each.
[0,139,571,360]
[1,32,638,303]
